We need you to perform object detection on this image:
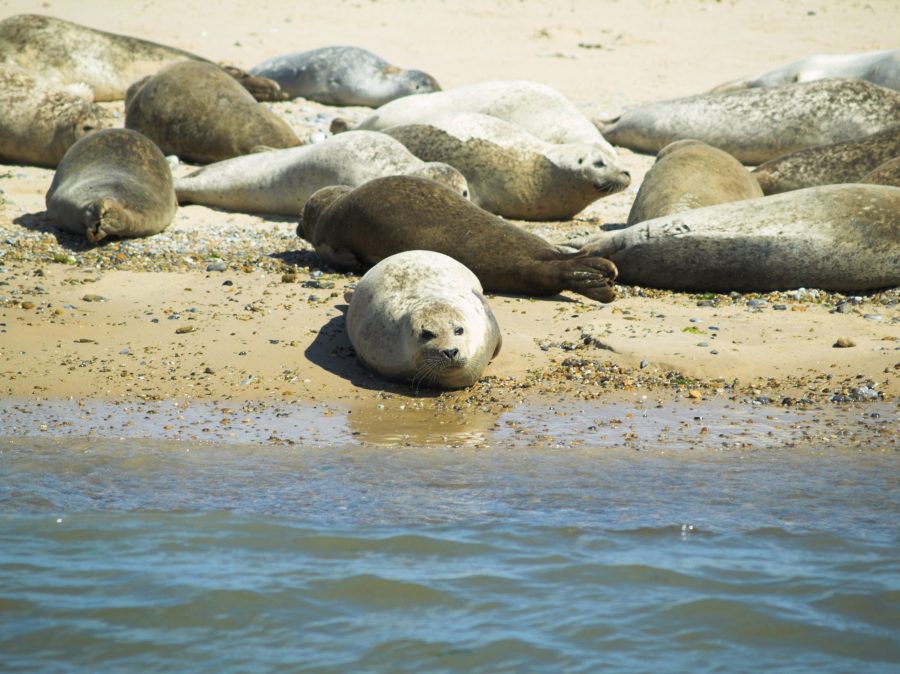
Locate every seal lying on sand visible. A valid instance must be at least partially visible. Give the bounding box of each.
[383,112,629,220]
[299,175,619,302]
[345,250,502,389]
[627,140,762,225]
[174,131,468,215]
[249,46,440,106]
[581,184,900,293]
[752,125,900,195]
[861,157,900,187]
[600,79,900,165]
[125,61,300,164]
[712,49,900,92]
[46,128,177,243]
[0,65,102,167]
[0,13,284,102]
[349,80,616,151]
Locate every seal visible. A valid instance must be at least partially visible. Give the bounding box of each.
[0,13,285,102]
[350,79,616,151]
[712,50,900,92]
[0,64,102,167]
[752,125,900,195]
[383,112,629,220]
[861,157,900,187]
[174,130,468,215]
[599,79,900,165]
[125,61,300,164]
[627,140,763,225]
[45,128,177,243]
[345,250,502,389]
[299,175,619,302]
[249,46,440,106]
[581,184,900,293]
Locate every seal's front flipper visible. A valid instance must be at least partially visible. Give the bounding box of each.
[560,253,618,303]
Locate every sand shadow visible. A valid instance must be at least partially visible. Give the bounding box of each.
[12,211,101,252]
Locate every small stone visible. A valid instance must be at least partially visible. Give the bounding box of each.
[835,302,852,314]
[175,325,194,334]
[81,294,107,302]
[833,338,855,348]
[20,301,35,310]
[222,280,234,286]
[687,389,702,399]
[863,314,883,321]
[773,304,787,311]
[748,299,768,308]
[639,360,649,369]
[206,260,227,272]
[281,273,297,283]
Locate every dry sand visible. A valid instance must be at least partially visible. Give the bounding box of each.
[0,0,898,443]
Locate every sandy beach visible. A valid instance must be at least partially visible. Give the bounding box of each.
[1,0,897,441]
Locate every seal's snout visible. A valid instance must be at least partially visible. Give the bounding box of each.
[442,347,459,360]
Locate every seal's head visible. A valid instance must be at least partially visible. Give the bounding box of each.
[406,162,469,199]
[398,69,441,96]
[545,143,631,196]
[298,185,353,240]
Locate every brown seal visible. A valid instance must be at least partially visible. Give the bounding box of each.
[125,61,299,163]
[627,140,762,225]
[46,128,177,243]
[298,175,618,303]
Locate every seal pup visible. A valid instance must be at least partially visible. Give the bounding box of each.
[125,61,300,164]
[627,140,763,225]
[861,157,900,187]
[350,80,616,151]
[712,50,900,92]
[0,65,102,167]
[599,79,900,165]
[0,14,285,102]
[249,46,440,106]
[174,131,468,215]
[345,250,502,389]
[299,175,619,302]
[582,184,900,293]
[752,125,900,195]
[45,128,177,243]
[383,112,629,220]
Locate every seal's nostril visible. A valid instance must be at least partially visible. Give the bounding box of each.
[443,348,459,360]
[623,170,631,178]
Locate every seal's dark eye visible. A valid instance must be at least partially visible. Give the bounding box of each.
[454,327,464,336]
[420,329,436,341]
[577,158,584,165]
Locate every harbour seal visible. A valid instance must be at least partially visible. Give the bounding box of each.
[345,250,502,389]
[752,125,900,195]
[600,79,900,165]
[627,140,763,225]
[299,175,619,302]
[350,80,616,151]
[45,128,177,243]
[861,157,900,187]
[125,61,300,164]
[582,184,900,293]
[712,50,900,92]
[0,65,102,167]
[0,13,285,102]
[383,112,629,220]
[174,130,468,215]
[249,46,440,106]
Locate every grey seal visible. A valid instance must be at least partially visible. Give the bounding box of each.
[174,130,468,215]
[712,50,900,92]
[600,79,900,165]
[125,61,300,164]
[345,250,502,389]
[299,175,619,302]
[583,184,900,292]
[45,128,177,243]
[752,125,900,195]
[861,157,900,187]
[627,140,763,225]
[383,112,629,220]
[0,65,101,167]
[0,13,284,102]
[249,46,440,106]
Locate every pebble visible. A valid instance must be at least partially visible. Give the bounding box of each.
[206,260,227,272]
[833,338,855,348]
[834,302,852,314]
[82,294,107,302]
[863,314,883,321]
[747,299,768,308]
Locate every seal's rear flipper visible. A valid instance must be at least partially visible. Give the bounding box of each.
[220,65,289,102]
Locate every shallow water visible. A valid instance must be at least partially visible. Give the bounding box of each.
[1,401,898,673]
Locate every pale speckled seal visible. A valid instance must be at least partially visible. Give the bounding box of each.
[383,112,629,220]
[861,157,900,187]
[600,79,900,165]
[46,128,177,243]
[0,65,102,167]
[174,130,468,215]
[125,61,300,164]
[351,80,616,151]
[582,184,900,293]
[249,46,440,106]
[712,50,900,92]
[299,175,619,303]
[0,13,284,102]
[627,140,763,225]
[752,125,900,195]
[345,250,502,389]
